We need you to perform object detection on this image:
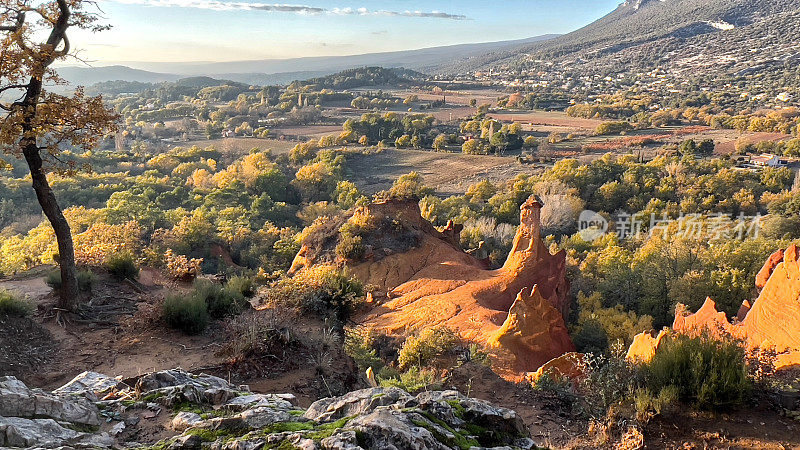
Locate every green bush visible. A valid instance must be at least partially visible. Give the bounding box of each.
[226,276,256,298]
[335,234,365,261]
[193,279,248,319]
[162,293,209,334]
[379,366,438,393]
[644,334,751,410]
[105,251,140,280]
[572,319,609,355]
[579,345,640,416]
[344,327,384,372]
[44,271,60,289]
[398,326,458,369]
[0,290,34,317]
[634,386,678,420]
[45,269,97,292]
[162,279,250,334]
[595,121,634,136]
[267,265,365,323]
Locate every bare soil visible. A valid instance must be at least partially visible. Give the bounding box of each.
[488,111,604,130]
[182,137,297,159]
[344,148,538,196]
[0,268,360,402]
[641,405,800,449]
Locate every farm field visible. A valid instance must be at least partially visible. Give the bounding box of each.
[182,137,298,158]
[344,148,537,196]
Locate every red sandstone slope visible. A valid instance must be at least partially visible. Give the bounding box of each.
[628,244,800,368]
[289,196,575,379]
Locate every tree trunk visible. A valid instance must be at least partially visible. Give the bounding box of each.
[16,0,78,310]
[22,146,79,310]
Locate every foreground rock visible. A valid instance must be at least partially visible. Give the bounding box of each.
[175,387,533,450]
[2,368,536,449]
[0,374,112,448]
[288,196,575,380]
[628,244,800,368]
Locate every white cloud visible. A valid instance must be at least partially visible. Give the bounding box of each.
[104,0,468,19]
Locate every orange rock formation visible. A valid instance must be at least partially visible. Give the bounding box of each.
[290,196,575,379]
[627,244,800,368]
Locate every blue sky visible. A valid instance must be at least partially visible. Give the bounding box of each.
[78,0,621,63]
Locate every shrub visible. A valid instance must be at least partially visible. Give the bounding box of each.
[162,293,209,334]
[344,326,384,372]
[595,121,634,136]
[379,366,438,393]
[578,344,640,417]
[45,269,97,292]
[162,279,250,334]
[219,312,293,365]
[335,234,365,261]
[267,265,364,323]
[398,326,458,369]
[193,279,248,319]
[105,251,140,280]
[165,250,203,281]
[226,276,256,298]
[634,386,678,421]
[644,334,751,410]
[467,343,491,366]
[45,271,60,289]
[572,319,609,355]
[0,290,34,317]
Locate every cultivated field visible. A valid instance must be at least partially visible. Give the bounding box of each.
[344,148,538,196]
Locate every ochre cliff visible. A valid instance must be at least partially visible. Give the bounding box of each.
[289,196,575,379]
[627,244,800,368]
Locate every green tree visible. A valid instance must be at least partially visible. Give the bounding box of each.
[462,139,486,155]
[433,134,448,151]
[697,139,715,156]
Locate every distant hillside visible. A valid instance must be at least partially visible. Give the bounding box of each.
[291,67,424,90]
[56,65,180,86]
[83,68,419,97]
[490,0,800,83]
[56,35,558,88]
[86,76,250,97]
[129,35,558,76]
[534,0,800,57]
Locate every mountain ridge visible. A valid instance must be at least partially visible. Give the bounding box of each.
[467,0,800,90]
[56,34,559,87]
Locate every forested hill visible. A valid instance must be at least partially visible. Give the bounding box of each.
[289,67,424,90]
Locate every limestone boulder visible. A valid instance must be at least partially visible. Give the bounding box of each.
[136,369,245,406]
[0,376,100,426]
[304,387,413,423]
[54,371,123,402]
[161,384,532,450]
[0,416,112,448]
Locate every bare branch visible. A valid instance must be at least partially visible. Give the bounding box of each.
[0,11,25,32]
[0,83,29,95]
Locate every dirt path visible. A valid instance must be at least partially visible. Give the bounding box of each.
[0,276,50,300]
[0,268,228,389]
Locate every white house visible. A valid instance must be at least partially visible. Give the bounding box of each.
[751,153,788,167]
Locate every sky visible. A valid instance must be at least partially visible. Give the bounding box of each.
[73,0,622,64]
